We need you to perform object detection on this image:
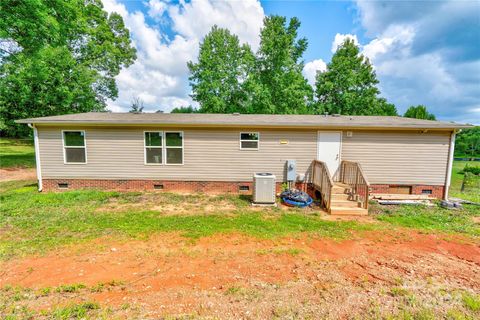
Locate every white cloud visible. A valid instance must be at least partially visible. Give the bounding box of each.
[168,0,264,50]
[303,59,327,86]
[362,25,414,61]
[331,33,358,53]
[102,0,265,112]
[353,0,480,123]
[147,0,167,20]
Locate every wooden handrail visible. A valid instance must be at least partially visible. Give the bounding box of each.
[312,160,334,210]
[337,160,370,209]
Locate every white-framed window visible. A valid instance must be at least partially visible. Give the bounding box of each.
[240,132,259,150]
[144,131,163,165]
[144,131,184,165]
[165,131,184,165]
[62,130,87,164]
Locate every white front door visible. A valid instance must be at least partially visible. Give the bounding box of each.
[317,131,342,176]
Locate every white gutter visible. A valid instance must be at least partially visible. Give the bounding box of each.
[29,123,43,191]
[444,130,457,200]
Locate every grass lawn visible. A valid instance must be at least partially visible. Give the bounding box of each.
[0,179,381,259]
[0,138,479,259]
[0,138,35,169]
[450,160,480,203]
[0,177,479,260]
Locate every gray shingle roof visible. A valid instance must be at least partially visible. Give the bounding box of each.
[16,112,472,129]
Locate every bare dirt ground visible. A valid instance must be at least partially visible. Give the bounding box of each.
[1,231,479,319]
[0,168,36,182]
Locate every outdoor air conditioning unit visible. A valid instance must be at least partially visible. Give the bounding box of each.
[253,173,276,205]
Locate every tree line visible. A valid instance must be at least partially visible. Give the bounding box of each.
[0,2,463,137]
[179,17,396,116]
[174,16,435,122]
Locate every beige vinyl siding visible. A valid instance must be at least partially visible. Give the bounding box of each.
[37,126,317,181]
[341,131,450,185]
[37,126,451,185]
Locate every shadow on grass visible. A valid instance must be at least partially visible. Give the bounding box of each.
[0,153,35,168]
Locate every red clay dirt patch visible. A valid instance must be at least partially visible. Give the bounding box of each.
[0,168,36,182]
[1,231,479,318]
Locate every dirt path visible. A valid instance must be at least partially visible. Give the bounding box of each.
[0,168,36,182]
[1,231,479,318]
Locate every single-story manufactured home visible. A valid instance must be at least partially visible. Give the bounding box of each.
[17,112,471,215]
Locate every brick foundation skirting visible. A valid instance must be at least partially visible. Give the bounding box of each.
[42,179,312,195]
[42,179,445,199]
[370,184,445,199]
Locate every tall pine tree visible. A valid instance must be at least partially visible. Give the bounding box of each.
[315,39,397,116]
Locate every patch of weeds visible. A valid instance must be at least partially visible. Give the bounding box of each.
[462,292,480,312]
[89,283,105,293]
[36,286,52,297]
[225,286,242,295]
[90,279,125,293]
[1,284,14,292]
[55,283,86,293]
[255,247,303,256]
[12,291,23,302]
[393,277,404,286]
[2,305,36,320]
[386,308,435,320]
[3,286,33,302]
[446,308,470,320]
[413,308,436,320]
[376,204,480,237]
[103,279,125,288]
[224,286,262,302]
[390,287,410,297]
[366,300,382,319]
[51,301,100,319]
[271,305,299,319]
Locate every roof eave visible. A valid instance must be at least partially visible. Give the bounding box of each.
[14,120,473,130]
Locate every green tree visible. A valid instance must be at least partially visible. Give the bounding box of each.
[315,38,397,116]
[251,16,313,114]
[171,106,198,113]
[188,26,253,114]
[403,105,436,120]
[0,0,136,136]
[455,127,480,157]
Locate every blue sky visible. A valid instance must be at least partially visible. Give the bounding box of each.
[103,0,480,124]
[261,0,363,62]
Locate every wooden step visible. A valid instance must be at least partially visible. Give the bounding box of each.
[332,185,350,194]
[329,206,368,216]
[330,200,360,208]
[331,193,350,201]
[334,182,350,188]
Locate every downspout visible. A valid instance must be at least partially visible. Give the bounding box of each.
[444,129,457,200]
[28,123,43,192]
